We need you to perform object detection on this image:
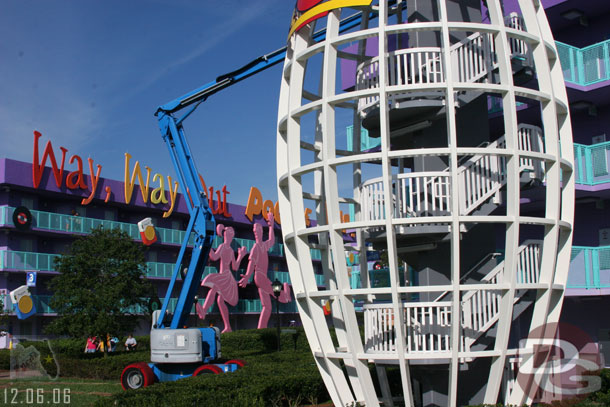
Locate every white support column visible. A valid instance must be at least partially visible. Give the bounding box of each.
[321,9,379,406]
[436,1,461,405]
[377,1,414,405]
[484,0,522,403]
[278,27,357,407]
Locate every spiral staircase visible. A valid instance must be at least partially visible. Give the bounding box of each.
[353,14,545,359]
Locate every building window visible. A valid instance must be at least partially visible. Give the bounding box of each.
[20,238,34,253]
[21,198,34,209]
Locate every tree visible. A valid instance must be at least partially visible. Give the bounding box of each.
[46,226,152,355]
[0,297,9,331]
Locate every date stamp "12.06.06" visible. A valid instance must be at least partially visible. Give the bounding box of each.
[4,340,71,405]
[3,388,71,405]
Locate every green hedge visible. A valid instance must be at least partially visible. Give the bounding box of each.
[0,329,309,378]
[220,327,310,357]
[0,335,152,379]
[468,370,610,406]
[1,328,329,406]
[95,350,326,407]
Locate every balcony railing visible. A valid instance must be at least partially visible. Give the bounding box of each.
[574,141,610,186]
[556,39,610,87]
[0,206,194,244]
[568,245,610,289]
[356,14,529,117]
[0,250,338,290]
[0,294,299,315]
[0,206,323,260]
[0,245,604,318]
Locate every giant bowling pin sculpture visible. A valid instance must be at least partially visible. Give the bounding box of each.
[277,1,574,405]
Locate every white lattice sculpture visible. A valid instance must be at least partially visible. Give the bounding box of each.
[277,1,574,406]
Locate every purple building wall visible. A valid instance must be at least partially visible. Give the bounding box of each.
[571,106,610,145]
[0,158,279,230]
[573,202,610,246]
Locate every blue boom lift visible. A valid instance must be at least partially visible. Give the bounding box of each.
[120,10,370,390]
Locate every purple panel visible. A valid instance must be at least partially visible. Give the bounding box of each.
[576,184,610,193]
[341,39,379,91]
[498,0,521,15]
[541,0,569,8]
[340,35,406,91]
[570,104,610,145]
[560,297,610,343]
[567,80,610,93]
[0,159,5,185]
[573,202,610,246]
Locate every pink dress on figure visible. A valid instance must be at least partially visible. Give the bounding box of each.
[202,243,240,306]
[196,225,247,333]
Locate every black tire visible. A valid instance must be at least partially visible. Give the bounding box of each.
[122,367,144,390]
[13,206,32,231]
[121,363,155,390]
[193,364,222,376]
[226,359,246,367]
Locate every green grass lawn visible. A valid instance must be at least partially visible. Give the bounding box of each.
[0,377,122,406]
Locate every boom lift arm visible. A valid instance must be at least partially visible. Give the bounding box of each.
[153,45,288,330]
[120,9,376,390]
[152,10,367,330]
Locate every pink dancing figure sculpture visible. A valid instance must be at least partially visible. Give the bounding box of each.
[239,212,292,329]
[196,224,247,333]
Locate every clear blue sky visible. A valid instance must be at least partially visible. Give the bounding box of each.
[0,0,295,205]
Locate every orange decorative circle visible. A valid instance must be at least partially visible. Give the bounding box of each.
[18,296,33,314]
[144,226,156,241]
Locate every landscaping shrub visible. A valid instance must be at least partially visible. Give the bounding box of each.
[467,370,610,407]
[220,327,309,357]
[94,350,327,407]
[1,328,327,406]
[0,336,151,379]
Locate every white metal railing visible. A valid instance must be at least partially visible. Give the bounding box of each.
[360,125,544,222]
[461,241,541,350]
[360,172,450,221]
[518,124,545,178]
[357,47,444,115]
[506,13,528,59]
[458,136,506,215]
[451,30,495,83]
[363,241,541,355]
[364,301,459,354]
[458,125,544,215]
[504,357,519,404]
[433,251,503,303]
[356,13,529,116]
